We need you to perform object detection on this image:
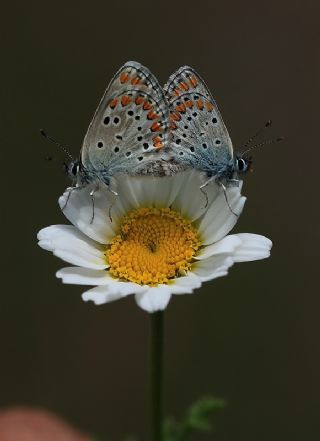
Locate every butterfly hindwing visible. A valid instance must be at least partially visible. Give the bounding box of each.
[81,61,169,181]
[164,66,234,177]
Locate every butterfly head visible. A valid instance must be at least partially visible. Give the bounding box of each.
[234,154,252,175]
[65,160,81,182]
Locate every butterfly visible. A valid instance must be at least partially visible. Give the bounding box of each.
[163,66,252,189]
[66,61,179,192]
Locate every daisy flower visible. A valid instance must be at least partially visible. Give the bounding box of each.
[37,171,272,313]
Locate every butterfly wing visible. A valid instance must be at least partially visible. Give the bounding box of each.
[164,66,234,178]
[81,61,169,182]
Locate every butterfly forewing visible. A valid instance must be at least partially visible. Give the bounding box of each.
[81,61,170,180]
[164,66,234,177]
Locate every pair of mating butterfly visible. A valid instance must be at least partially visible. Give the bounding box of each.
[60,61,268,210]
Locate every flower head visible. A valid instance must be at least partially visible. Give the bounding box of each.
[37,171,272,313]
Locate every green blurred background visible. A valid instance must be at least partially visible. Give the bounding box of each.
[1,0,319,440]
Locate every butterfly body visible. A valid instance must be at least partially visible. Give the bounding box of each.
[164,66,250,186]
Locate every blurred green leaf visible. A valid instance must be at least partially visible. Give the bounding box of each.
[187,397,225,431]
[164,396,225,441]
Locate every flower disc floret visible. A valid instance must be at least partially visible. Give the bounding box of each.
[106,207,201,285]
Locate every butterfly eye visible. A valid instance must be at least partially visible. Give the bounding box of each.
[71,163,78,176]
[237,158,246,172]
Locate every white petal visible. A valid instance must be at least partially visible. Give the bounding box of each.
[195,235,242,260]
[192,255,234,281]
[56,267,114,285]
[82,286,124,305]
[171,170,210,221]
[37,225,107,269]
[109,175,142,213]
[231,233,272,262]
[197,185,246,244]
[119,174,181,209]
[147,174,182,208]
[82,281,147,305]
[59,185,117,244]
[168,272,202,294]
[135,286,172,312]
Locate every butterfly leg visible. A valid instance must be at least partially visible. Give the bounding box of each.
[89,185,101,224]
[107,186,118,198]
[61,185,85,211]
[200,176,215,208]
[227,178,240,187]
[219,182,239,217]
[106,186,118,223]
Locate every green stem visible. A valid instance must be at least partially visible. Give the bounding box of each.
[150,311,164,441]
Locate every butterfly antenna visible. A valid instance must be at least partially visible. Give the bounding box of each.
[242,136,284,155]
[40,129,74,161]
[240,120,272,150]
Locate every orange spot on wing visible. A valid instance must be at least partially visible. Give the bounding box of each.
[170,122,177,130]
[196,99,204,110]
[109,98,118,109]
[121,95,132,106]
[185,100,193,108]
[131,76,141,85]
[206,102,214,111]
[143,100,153,110]
[135,96,144,105]
[151,122,161,132]
[172,89,181,97]
[147,110,157,120]
[180,81,189,91]
[152,136,164,149]
[171,112,181,121]
[120,72,129,83]
[152,136,163,148]
[176,103,186,113]
[189,75,198,87]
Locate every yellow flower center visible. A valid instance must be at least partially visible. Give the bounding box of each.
[106,207,201,286]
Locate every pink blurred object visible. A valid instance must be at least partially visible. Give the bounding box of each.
[0,407,90,441]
